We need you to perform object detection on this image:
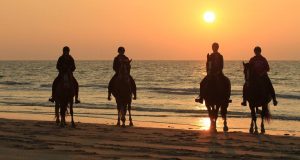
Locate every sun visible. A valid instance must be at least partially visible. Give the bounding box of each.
[203,11,216,23]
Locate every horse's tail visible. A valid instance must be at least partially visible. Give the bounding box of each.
[264,104,271,123]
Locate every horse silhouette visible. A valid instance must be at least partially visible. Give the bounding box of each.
[243,62,271,134]
[109,60,134,127]
[54,71,76,128]
[197,54,231,133]
[203,76,231,132]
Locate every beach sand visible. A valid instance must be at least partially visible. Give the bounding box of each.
[0,118,299,160]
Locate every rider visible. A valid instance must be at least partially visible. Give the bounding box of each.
[49,46,80,104]
[241,46,277,106]
[198,42,224,103]
[108,47,137,100]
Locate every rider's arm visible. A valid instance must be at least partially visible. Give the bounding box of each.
[220,55,224,70]
[70,57,76,72]
[264,57,270,72]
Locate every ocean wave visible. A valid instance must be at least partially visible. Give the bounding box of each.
[143,87,299,100]
[0,81,32,85]
[80,84,107,88]
[277,94,300,100]
[143,87,243,96]
[40,84,52,88]
[144,87,198,95]
[40,84,108,88]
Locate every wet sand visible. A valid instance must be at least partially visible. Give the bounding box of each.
[0,118,299,160]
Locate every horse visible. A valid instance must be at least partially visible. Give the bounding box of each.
[111,60,134,127]
[243,62,271,134]
[54,71,76,128]
[201,74,231,133]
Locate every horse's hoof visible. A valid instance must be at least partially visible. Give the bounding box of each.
[249,128,254,134]
[71,122,76,128]
[210,128,217,133]
[261,129,265,134]
[60,123,66,128]
[254,130,259,135]
[129,122,134,126]
[223,126,229,132]
[56,120,60,126]
[122,124,126,128]
[213,129,217,133]
[116,122,120,126]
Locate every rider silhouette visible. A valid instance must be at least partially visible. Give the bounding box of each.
[198,42,224,103]
[108,47,137,100]
[241,46,277,106]
[49,46,80,104]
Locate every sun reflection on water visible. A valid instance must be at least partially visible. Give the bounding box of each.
[198,118,211,130]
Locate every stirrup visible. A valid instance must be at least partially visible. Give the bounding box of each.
[49,97,55,103]
[273,100,278,106]
[241,101,247,106]
[75,99,81,104]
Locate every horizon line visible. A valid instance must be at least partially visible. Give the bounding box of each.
[0,59,299,61]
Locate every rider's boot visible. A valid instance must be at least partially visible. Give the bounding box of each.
[197,97,203,104]
[241,99,247,106]
[108,91,112,101]
[49,78,57,103]
[49,90,55,103]
[49,96,55,103]
[75,95,81,104]
[273,97,278,106]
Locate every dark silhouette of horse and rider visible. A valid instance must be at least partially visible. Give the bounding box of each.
[108,47,137,127]
[48,46,79,127]
[241,46,277,134]
[49,44,277,133]
[195,43,231,132]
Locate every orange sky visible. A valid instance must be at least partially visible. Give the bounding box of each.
[0,0,299,60]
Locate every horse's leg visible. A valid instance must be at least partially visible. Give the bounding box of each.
[209,105,217,133]
[60,105,66,127]
[121,104,126,127]
[261,105,266,134]
[128,103,133,126]
[221,106,229,132]
[213,105,220,133]
[206,106,213,130]
[253,109,258,134]
[250,106,258,134]
[117,104,120,126]
[249,106,255,134]
[55,103,60,125]
[70,101,75,128]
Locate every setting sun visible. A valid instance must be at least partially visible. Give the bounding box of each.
[203,11,216,23]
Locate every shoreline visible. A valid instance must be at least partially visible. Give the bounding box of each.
[0,118,299,159]
[1,109,299,137]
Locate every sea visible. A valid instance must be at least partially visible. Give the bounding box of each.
[0,61,299,134]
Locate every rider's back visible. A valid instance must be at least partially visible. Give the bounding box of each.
[57,55,76,74]
[249,55,269,77]
[113,54,130,73]
[207,52,224,75]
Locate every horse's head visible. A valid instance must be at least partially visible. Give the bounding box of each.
[243,62,251,82]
